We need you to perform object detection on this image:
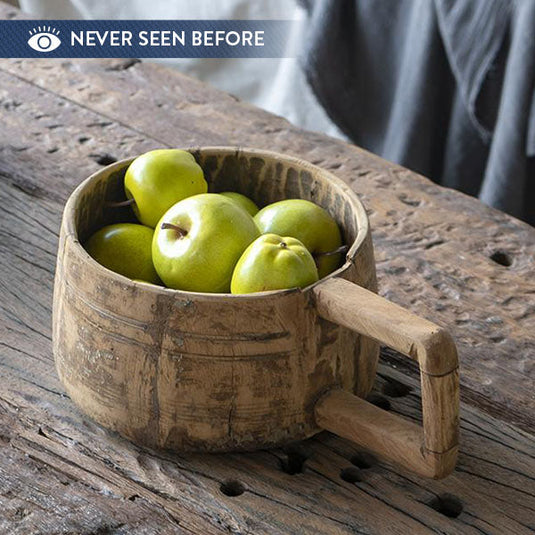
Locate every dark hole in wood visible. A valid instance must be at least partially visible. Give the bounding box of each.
[366,393,391,411]
[340,467,362,483]
[425,239,445,250]
[489,251,512,267]
[429,493,463,518]
[90,524,125,535]
[128,494,139,501]
[90,153,118,166]
[78,136,90,144]
[47,147,59,154]
[398,194,421,207]
[382,379,413,398]
[14,507,29,520]
[280,445,309,475]
[220,480,245,497]
[350,452,376,469]
[105,58,140,71]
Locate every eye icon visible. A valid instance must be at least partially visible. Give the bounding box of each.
[28,26,61,53]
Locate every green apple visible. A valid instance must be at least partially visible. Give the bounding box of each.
[220,191,259,216]
[85,223,161,284]
[254,199,343,278]
[152,193,260,292]
[124,149,207,228]
[231,234,318,294]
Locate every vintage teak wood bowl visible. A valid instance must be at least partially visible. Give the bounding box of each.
[53,147,459,479]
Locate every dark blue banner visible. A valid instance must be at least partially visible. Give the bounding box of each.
[0,20,294,58]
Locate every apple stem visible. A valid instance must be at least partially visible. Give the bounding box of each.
[280,242,287,249]
[161,222,188,237]
[107,198,136,208]
[314,245,349,258]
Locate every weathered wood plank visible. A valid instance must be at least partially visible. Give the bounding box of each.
[2,340,534,534]
[0,430,187,535]
[0,14,532,431]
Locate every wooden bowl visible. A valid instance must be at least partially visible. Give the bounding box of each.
[53,147,459,478]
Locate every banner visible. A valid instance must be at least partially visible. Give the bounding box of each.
[0,20,294,58]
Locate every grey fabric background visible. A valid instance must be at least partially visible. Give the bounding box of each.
[302,0,534,226]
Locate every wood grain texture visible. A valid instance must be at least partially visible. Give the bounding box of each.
[0,40,531,431]
[1,362,534,534]
[0,2,533,532]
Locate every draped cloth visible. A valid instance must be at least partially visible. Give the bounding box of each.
[301,0,535,225]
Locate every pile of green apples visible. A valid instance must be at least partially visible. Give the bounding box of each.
[85,149,346,294]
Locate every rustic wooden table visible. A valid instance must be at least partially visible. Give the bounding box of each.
[1,4,534,534]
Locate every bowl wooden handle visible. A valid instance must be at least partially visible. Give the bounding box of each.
[313,278,459,479]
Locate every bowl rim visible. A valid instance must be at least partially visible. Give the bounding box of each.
[63,146,370,299]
